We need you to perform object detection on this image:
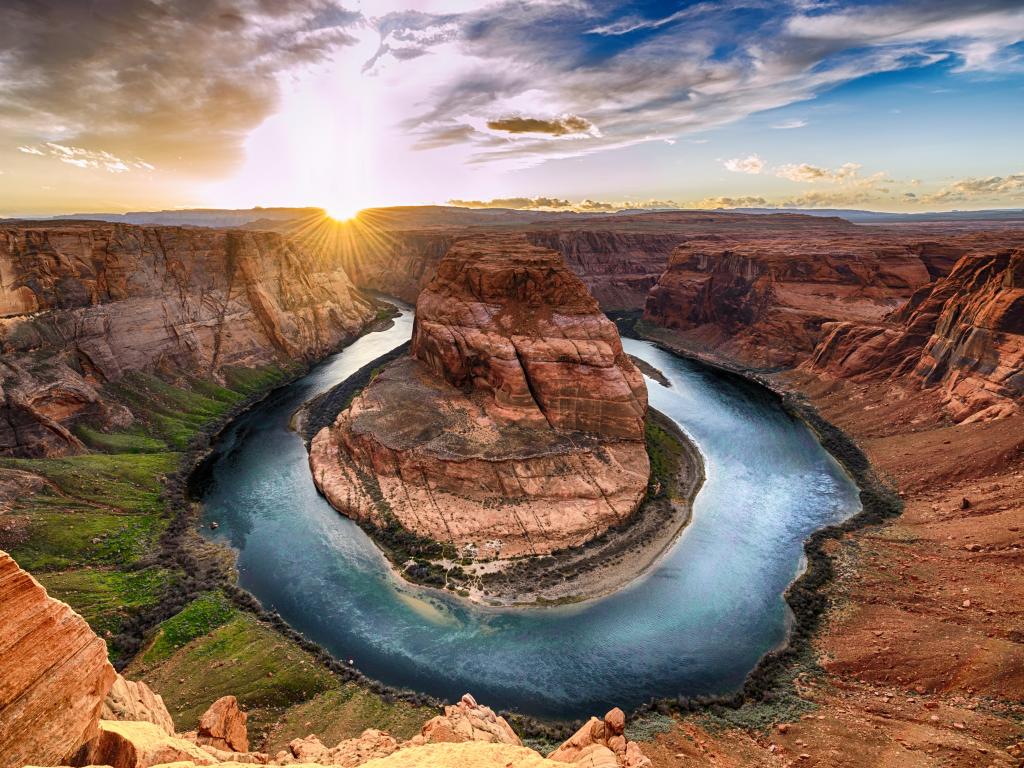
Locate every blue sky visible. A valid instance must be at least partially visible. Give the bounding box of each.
[1,0,1023,214]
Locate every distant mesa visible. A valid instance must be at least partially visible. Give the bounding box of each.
[309,234,650,560]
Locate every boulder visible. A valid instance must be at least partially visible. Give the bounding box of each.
[0,550,116,768]
[275,729,400,766]
[197,696,249,753]
[73,719,217,768]
[548,709,651,768]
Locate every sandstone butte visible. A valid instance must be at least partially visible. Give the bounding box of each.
[640,228,1024,368]
[0,222,377,457]
[310,234,650,559]
[0,548,651,768]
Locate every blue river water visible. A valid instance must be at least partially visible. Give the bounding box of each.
[199,307,860,718]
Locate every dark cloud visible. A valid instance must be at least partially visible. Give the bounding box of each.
[0,0,362,174]
[486,114,595,136]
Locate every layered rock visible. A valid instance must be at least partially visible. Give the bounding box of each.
[641,230,1022,367]
[320,210,860,311]
[419,693,520,746]
[102,675,176,737]
[0,223,376,457]
[0,550,116,768]
[310,235,649,559]
[808,247,1024,421]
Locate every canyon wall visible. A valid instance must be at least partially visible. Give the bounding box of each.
[809,247,1024,421]
[310,234,650,559]
[0,223,377,456]
[640,231,1021,368]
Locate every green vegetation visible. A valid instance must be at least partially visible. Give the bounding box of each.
[644,417,686,499]
[74,424,168,454]
[40,567,170,637]
[143,591,238,663]
[132,612,347,737]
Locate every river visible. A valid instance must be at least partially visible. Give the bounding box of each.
[199,306,860,718]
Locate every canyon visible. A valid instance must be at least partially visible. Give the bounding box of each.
[0,209,1021,768]
[0,222,377,457]
[309,234,652,562]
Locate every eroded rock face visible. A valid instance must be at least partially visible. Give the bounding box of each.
[641,230,1022,368]
[102,675,176,736]
[0,223,376,457]
[808,248,1024,421]
[0,550,116,768]
[310,235,649,558]
[74,719,219,768]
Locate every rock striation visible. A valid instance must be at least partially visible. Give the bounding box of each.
[808,247,1024,421]
[0,549,116,768]
[102,675,176,737]
[310,235,649,559]
[0,223,376,457]
[197,696,250,753]
[641,230,1023,368]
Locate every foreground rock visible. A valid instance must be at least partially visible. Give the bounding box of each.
[102,675,176,737]
[419,693,520,746]
[311,235,649,559]
[809,246,1023,421]
[548,708,650,768]
[0,223,376,457]
[0,550,116,768]
[197,696,250,753]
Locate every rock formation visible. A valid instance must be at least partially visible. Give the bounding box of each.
[197,696,250,753]
[0,550,116,768]
[641,230,1022,367]
[102,675,176,736]
[0,223,377,457]
[548,707,651,768]
[319,210,860,311]
[310,235,649,559]
[808,247,1024,421]
[418,694,521,746]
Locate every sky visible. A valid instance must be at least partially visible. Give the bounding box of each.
[1,0,1023,216]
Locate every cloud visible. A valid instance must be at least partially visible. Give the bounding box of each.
[0,1,363,175]
[775,162,862,183]
[723,155,766,174]
[486,114,596,137]
[771,119,808,129]
[365,0,1024,167]
[17,142,154,173]
[448,196,681,212]
[925,172,1024,202]
[694,196,770,209]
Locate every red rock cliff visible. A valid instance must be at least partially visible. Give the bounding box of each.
[641,231,1018,367]
[310,235,650,559]
[808,247,1024,422]
[0,223,376,456]
[0,550,116,768]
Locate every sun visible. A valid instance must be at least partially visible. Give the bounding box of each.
[324,203,362,222]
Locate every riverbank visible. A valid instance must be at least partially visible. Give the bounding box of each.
[300,344,704,607]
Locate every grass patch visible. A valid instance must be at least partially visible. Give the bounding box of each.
[143,591,238,663]
[74,425,168,454]
[645,417,686,498]
[40,567,170,638]
[130,612,340,739]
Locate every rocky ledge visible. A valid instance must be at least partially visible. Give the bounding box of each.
[309,235,650,563]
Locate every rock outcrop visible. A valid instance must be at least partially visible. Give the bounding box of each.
[310,235,649,559]
[0,223,377,457]
[419,693,520,746]
[0,550,116,768]
[102,675,176,737]
[73,719,220,768]
[641,230,1023,367]
[808,247,1024,421]
[547,708,650,768]
[197,696,249,753]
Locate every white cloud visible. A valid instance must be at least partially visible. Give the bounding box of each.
[723,154,765,174]
[17,142,154,173]
[925,172,1024,202]
[771,119,807,129]
[775,161,862,183]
